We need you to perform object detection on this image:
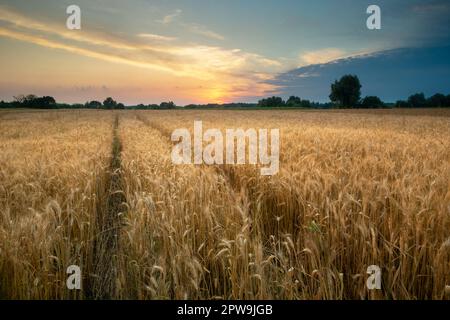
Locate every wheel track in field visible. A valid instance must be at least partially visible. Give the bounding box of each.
[134,112,248,199]
[133,113,295,244]
[87,113,126,299]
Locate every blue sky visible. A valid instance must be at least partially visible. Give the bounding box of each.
[0,0,449,104]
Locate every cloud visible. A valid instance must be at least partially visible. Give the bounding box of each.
[183,23,225,41]
[299,48,347,66]
[73,85,109,92]
[157,9,182,24]
[154,8,224,41]
[0,6,284,102]
[267,46,450,102]
[0,27,177,74]
[137,33,177,42]
[0,6,138,50]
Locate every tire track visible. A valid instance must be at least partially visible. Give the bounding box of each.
[134,112,245,196]
[88,114,126,299]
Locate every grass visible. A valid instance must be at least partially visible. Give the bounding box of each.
[0,108,449,299]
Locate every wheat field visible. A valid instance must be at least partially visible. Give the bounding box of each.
[0,108,449,300]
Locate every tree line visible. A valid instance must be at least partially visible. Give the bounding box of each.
[327,75,450,108]
[0,95,177,110]
[1,76,449,109]
[257,75,450,108]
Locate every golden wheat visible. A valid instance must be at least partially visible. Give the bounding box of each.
[0,108,449,300]
[118,109,450,300]
[0,110,113,299]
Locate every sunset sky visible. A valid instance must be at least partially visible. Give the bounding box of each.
[0,0,449,105]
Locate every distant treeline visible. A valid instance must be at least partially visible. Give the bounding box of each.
[1,75,449,109]
[326,75,450,109]
[0,95,177,110]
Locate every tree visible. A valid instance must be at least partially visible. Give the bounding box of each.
[427,93,446,107]
[361,96,384,108]
[85,100,102,109]
[116,103,125,109]
[103,97,117,109]
[329,75,361,107]
[407,93,426,108]
[257,96,285,107]
[300,99,311,108]
[40,96,56,108]
[446,95,450,107]
[286,96,312,108]
[159,101,176,109]
[286,96,302,107]
[12,94,56,108]
[13,94,28,104]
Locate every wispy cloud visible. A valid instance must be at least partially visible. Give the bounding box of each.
[183,23,225,41]
[157,9,182,24]
[299,48,347,66]
[155,7,224,41]
[0,6,283,102]
[137,33,177,42]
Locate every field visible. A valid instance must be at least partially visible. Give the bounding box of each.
[0,108,449,300]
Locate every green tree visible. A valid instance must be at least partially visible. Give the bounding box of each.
[427,93,446,107]
[300,99,311,108]
[329,75,361,107]
[361,96,384,108]
[407,93,426,108]
[85,100,102,109]
[286,96,301,107]
[257,96,285,107]
[103,97,117,109]
[159,101,176,109]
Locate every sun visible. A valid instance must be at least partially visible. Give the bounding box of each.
[203,87,229,104]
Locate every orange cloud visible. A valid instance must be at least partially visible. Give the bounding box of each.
[299,48,347,66]
[0,6,283,103]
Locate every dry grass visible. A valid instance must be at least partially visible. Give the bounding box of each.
[0,108,449,300]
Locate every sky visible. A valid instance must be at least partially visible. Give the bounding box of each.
[0,0,449,105]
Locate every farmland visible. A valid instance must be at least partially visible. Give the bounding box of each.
[0,108,449,299]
